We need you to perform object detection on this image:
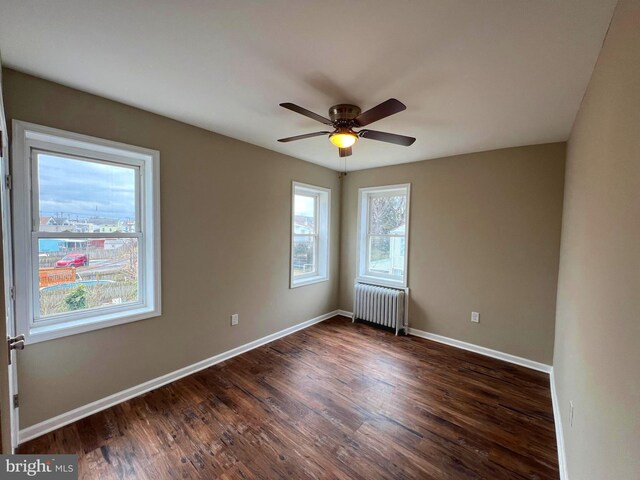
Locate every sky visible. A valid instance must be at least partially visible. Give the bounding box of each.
[38,154,136,220]
[294,194,315,217]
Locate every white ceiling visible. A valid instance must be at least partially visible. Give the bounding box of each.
[0,0,616,171]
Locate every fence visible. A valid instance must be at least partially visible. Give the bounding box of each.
[39,267,76,287]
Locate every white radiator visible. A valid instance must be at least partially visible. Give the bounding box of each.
[353,283,408,335]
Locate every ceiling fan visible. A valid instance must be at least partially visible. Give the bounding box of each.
[277,99,416,157]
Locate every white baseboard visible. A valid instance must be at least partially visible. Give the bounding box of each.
[550,368,569,480]
[336,309,353,318]
[407,327,552,373]
[18,310,340,445]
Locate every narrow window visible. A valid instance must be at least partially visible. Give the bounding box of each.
[291,182,330,288]
[13,121,161,342]
[357,184,410,287]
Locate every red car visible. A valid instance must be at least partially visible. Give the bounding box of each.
[55,253,88,268]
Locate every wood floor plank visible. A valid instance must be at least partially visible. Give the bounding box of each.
[19,316,559,479]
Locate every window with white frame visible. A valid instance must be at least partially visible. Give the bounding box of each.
[357,184,410,287]
[291,182,330,288]
[12,121,161,343]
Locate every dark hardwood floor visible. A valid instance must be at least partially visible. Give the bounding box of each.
[19,316,559,479]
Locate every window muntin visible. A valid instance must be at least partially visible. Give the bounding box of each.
[357,185,410,287]
[13,121,161,343]
[291,182,330,288]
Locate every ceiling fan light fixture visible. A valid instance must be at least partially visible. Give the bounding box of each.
[329,131,357,148]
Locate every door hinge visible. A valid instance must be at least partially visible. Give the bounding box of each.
[10,286,15,301]
[13,394,18,409]
[5,174,11,190]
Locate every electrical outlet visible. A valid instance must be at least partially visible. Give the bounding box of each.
[231,313,239,326]
[570,401,574,427]
[471,311,480,323]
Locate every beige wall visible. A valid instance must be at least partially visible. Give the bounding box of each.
[553,0,640,478]
[339,144,565,364]
[2,69,341,428]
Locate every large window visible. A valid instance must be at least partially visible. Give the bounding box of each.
[13,121,161,343]
[357,184,410,287]
[291,182,330,288]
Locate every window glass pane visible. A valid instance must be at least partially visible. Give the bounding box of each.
[368,236,406,276]
[368,194,406,235]
[37,153,137,233]
[292,235,316,276]
[293,194,316,234]
[37,237,139,318]
[368,236,390,274]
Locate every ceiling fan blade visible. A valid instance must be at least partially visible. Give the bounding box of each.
[280,103,333,125]
[358,129,416,146]
[278,131,330,143]
[339,147,352,157]
[354,99,407,127]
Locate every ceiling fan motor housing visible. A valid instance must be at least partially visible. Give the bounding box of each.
[329,104,361,127]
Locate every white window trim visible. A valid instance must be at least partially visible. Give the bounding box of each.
[356,183,410,288]
[12,120,161,343]
[290,181,330,288]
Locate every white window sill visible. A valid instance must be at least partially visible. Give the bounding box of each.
[26,305,161,344]
[356,276,406,289]
[290,275,329,289]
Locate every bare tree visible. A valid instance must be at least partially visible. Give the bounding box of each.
[369,195,406,234]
